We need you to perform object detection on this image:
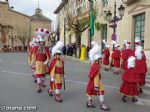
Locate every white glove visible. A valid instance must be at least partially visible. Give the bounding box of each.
[31,63,35,67]
[51,77,54,82]
[44,60,48,65]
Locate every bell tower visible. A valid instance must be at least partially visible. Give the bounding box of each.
[35,0,42,15]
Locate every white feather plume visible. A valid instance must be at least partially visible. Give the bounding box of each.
[135,46,143,60]
[135,37,141,43]
[89,44,102,61]
[91,41,98,48]
[127,56,136,69]
[51,41,64,56]
[124,40,127,44]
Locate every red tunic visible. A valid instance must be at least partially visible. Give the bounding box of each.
[135,51,147,86]
[49,58,64,89]
[120,65,140,97]
[112,49,121,68]
[33,46,50,75]
[102,49,110,65]
[121,49,132,70]
[86,63,100,96]
[34,46,50,61]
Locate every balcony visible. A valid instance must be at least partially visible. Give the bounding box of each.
[122,0,138,5]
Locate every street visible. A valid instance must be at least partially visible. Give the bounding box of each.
[0,53,150,112]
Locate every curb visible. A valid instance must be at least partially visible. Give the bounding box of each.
[65,56,90,64]
[65,56,150,74]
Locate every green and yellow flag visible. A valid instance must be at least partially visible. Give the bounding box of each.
[89,0,94,39]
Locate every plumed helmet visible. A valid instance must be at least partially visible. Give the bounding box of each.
[124,40,128,44]
[32,37,39,43]
[35,28,50,38]
[55,41,64,50]
[36,35,45,42]
[124,40,131,48]
[105,44,110,48]
[52,41,64,56]
[114,43,120,48]
[91,41,98,48]
[89,44,103,61]
[103,40,110,48]
[135,37,141,46]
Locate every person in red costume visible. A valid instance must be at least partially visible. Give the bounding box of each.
[111,43,121,74]
[121,40,132,71]
[134,37,147,93]
[86,44,110,111]
[32,28,50,93]
[120,56,140,102]
[102,40,110,71]
[29,38,39,83]
[27,41,33,66]
[47,41,65,103]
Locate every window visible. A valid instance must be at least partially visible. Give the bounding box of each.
[102,24,107,49]
[102,24,107,41]
[134,14,145,47]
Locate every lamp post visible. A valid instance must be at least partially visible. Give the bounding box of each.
[64,18,66,46]
[50,32,57,46]
[57,23,60,41]
[105,1,125,49]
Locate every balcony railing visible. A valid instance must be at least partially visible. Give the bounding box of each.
[122,0,138,4]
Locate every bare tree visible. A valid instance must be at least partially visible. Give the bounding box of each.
[15,25,29,51]
[63,0,97,57]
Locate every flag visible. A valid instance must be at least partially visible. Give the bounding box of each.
[89,0,94,39]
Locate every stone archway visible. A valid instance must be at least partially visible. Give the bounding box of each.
[0,24,13,51]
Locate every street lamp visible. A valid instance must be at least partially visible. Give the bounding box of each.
[104,1,125,47]
[118,5,125,19]
[50,32,57,46]
[105,2,125,28]
[64,18,66,46]
[57,23,60,41]
[106,10,112,22]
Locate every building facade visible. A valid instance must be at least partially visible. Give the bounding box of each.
[0,0,51,51]
[54,0,150,67]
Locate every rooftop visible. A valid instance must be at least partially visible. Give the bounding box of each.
[54,0,68,14]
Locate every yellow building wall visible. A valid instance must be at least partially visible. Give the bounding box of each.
[0,2,30,46]
[0,2,51,48]
[56,0,150,67]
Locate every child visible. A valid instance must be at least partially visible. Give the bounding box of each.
[86,44,110,111]
[120,56,140,102]
[48,41,64,103]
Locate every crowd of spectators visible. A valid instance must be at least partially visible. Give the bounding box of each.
[62,43,76,56]
[1,45,28,52]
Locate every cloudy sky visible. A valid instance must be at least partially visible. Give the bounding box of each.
[9,0,62,30]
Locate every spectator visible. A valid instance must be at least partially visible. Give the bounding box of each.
[62,46,66,55]
[86,45,90,58]
[67,44,73,56]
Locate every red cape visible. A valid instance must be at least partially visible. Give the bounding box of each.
[86,63,100,96]
[49,58,57,73]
